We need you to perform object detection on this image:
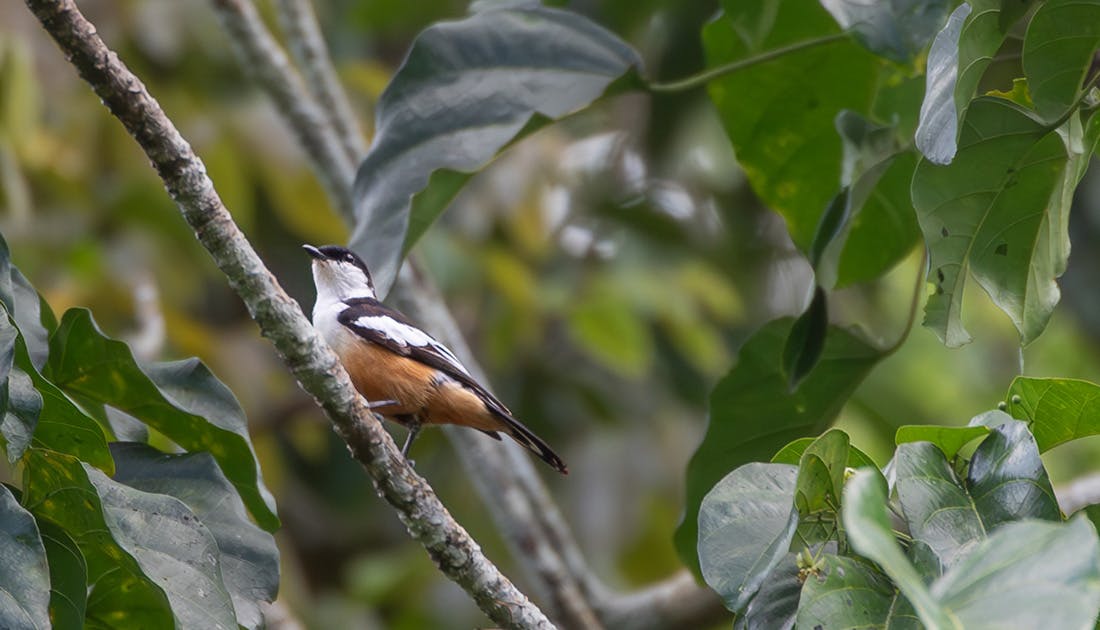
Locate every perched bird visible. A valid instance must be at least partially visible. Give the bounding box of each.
[304,244,568,474]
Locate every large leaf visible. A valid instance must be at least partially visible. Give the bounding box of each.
[796,554,920,629]
[0,314,28,462]
[912,97,1068,347]
[843,469,951,628]
[736,552,801,630]
[894,424,989,459]
[110,443,278,630]
[965,419,1060,530]
[1023,0,1100,121]
[931,517,1100,629]
[21,449,173,629]
[916,0,1011,164]
[47,309,278,531]
[1006,377,1100,451]
[676,318,883,573]
[793,430,849,517]
[703,0,882,250]
[820,0,951,62]
[771,434,877,469]
[0,484,49,630]
[698,463,799,613]
[350,4,641,296]
[37,520,85,630]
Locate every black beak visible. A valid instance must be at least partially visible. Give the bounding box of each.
[303,244,325,260]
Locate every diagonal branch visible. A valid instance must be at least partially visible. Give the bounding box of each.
[21,1,551,627]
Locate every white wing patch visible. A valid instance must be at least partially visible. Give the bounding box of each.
[352,314,470,375]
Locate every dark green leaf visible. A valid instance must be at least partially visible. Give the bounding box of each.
[916,0,1010,164]
[894,424,989,459]
[737,552,800,630]
[21,449,173,629]
[843,469,951,627]
[794,430,849,517]
[698,463,799,613]
[782,286,828,391]
[1000,0,1038,31]
[1006,377,1100,451]
[0,483,49,630]
[350,4,641,296]
[966,420,1060,529]
[1023,0,1100,121]
[703,0,882,250]
[110,443,278,630]
[772,436,877,469]
[11,270,50,371]
[797,555,920,629]
[913,97,1068,346]
[47,309,278,531]
[37,520,86,630]
[931,517,1100,628]
[894,442,984,569]
[676,318,883,573]
[809,191,851,271]
[820,0,951,62]
[88,463,238,629]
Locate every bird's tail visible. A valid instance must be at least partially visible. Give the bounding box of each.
[492,414,568,475]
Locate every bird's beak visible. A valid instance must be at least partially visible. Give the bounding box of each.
[302,244,325,260]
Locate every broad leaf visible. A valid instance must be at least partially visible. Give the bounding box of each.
[703,0,882,250]
[781,286,827,390]
[676,318,883,573]
[912,97,1068,347]
[350,4,641,296]
[110,443,278,630]
[966,420,1060,530]
[47,309,278,531]
[37,520,86,630]
[843,469,951,628]
[820,0,951,62]
[793,430,849,517]
[698,463,799,613]
[797,554,920,629]
[916,0,1011,164]
[771,435,877,469]
[1023,0,1100,121]
[736,552,801,630]
[1006,377,1100,451]
[21,449,173,629]
[894,424,989,459]
[0,314,27,462]
[0,483,49,630]
[931,517,1100,629]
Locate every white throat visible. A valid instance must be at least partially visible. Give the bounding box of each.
[311,260,375,312]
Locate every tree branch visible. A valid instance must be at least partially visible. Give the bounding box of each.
[22,2,551,627]
[272,0,367,163]
[209,0,356,222]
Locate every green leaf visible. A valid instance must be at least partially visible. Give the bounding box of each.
[808,191,851,271]
[796,555,920,629]
[912,97,1068,347]
[37,519,85,630]
[736,552,801,630]
[0,314,27,462]
[87,462,238,629]
[843,469,952,628]
[916,1,1011,164]
[782,286,828,391]
[794,430,849,517]
[21,449,173,629]
[110,442,278,630]
[894,424,989,459]
[0,483,49,630]
[698,463,799,613]
[15,336,112,474]
[820,0,952,62]
[1006,377,1100,451]
[966,419,1060,530]
[1023,0,1100,121]
[677,318,883,573]
[350,4,641,297]
[703,0,882,250]
[47,309,278,531]
[771,436,877,469]
[931,517,1100,629]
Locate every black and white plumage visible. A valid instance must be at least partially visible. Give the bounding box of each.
[305,244,567,474]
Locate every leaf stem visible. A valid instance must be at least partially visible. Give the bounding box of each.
[884,248,928,356]
[1045,72,1100,132]
[648,32,849,93]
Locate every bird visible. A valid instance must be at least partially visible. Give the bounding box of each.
[304,244,568,474]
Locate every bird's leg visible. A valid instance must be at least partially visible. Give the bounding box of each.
[367,399,398,410]
[401,416,422,461]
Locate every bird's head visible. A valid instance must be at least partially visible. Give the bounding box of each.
[303,244,376,301]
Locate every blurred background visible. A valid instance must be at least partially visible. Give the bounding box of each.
[3,0,1100,627]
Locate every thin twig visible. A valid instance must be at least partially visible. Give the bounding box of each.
[22,2,551,627]
[209,0,356,223]
[272,0,367,163]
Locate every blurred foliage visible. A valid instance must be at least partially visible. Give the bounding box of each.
[4,0,1100,628]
